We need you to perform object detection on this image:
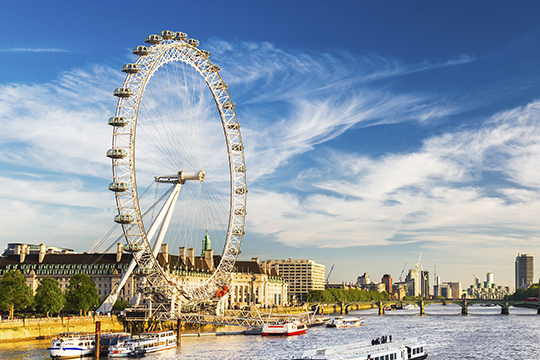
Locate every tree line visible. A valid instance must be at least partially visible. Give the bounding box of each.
[506,283,539,301]
[307,288,389,302]
[0,270,126,319]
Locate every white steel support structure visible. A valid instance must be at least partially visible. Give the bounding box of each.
[105,30,247,321]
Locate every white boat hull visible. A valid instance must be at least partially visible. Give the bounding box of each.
[48,348,94,358]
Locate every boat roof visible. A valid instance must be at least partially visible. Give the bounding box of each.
[302,338,424,358]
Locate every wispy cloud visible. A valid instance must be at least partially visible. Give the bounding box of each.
[246,99,540,263]
[0,47,69,53]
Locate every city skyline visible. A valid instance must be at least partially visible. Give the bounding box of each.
[1,2,540,289]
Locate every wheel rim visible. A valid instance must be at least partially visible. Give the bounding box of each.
[107,31,247,311]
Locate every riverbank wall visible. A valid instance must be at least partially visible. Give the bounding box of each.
[317,303,375,314]
[0,315,124,342]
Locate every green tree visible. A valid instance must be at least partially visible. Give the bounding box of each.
[65,274,99,316]
[507,283,539,301]
[0,270,33,319]
[112,298,131,311]
[35,278,65,317]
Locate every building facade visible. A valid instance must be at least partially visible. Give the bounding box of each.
[515,254,534,290]
[260,259,325,302]
[0,243,288,310]
[381,274,392,294]
[357,272,371,285]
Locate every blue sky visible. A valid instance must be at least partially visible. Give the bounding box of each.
[1,1,540,290]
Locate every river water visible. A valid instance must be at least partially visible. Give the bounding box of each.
[1,305,539,359]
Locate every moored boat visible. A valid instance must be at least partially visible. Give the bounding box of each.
[47,332,95,359]
[261,320,308,336]
[301,338,427,360]
[98,332,131,356]
[108,330,176,357]
[326,316,365,328]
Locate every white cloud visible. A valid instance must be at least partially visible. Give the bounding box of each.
[246,99,540,260]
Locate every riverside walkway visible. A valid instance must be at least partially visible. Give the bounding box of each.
[311,299,540,315]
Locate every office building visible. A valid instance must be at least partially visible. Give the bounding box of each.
[357,272,371,285]
[405,269,420,297]
[381,274,392,294]
[515,254,534,290]
[260,259,325,302]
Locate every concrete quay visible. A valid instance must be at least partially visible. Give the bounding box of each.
[0,315,123,342]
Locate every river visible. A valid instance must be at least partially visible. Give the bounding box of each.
[1,304,539,359]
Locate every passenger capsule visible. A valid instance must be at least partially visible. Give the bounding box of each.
[145,34,163,45]
[159,30,175,39]
[199,50,211,57]
[187,38,200,47]
[113,87,135,98]
[235,165,246,173]
[132,45,151,56]
[204,64,220,73]
[232,228,245,236]
[222,101,235,110]
[213,81,228,90]
[235,187,248,195]
[122,63,141,74]
[106,148,127,159]
[227,123,240,130]
[231,143,244,151]
[108,182,129,192]
[114,214,134,224]
[234,208,247,216]
[108,116,129,127]
[124,243,143,252]
[175,32,188,41]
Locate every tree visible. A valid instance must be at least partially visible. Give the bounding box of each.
[0,270,33,319]
[112,298,131,311]
[65,274,99,316]
[35,278,65,317]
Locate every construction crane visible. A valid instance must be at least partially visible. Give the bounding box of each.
[413,252,423,271]
[398,262,407,282]
[326,264,335,284]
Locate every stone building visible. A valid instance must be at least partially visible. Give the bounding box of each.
[0,243,287,310]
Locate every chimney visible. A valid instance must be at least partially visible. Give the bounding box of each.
[39,243,46,263]
[20,244,28,263]
[205,249,214,271]
[161,243,169,264]
[179,247,186,265]
[116,243,123,262]
[251,257,259,263]
[187,248,195,267]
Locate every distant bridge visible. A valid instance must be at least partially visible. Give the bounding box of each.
[311,299,540,315]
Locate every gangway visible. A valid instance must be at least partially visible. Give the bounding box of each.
[125,307,316,327]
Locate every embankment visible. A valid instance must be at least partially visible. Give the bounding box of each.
[0,315,124,342]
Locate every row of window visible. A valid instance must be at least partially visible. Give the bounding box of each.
[6,263,129,270]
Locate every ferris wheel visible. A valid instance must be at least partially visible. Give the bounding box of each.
[101,30,246,318]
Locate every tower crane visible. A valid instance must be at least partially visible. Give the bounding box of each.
[326,264,335,284]
[398,262,407,282]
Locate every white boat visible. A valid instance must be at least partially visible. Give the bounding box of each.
[261,320,308,336]
[301,338,427,360]
[401,304,416,310]
[326,316,365,328]
[98,332,131,356]
[47,332,95,358]
[108,330,176,357]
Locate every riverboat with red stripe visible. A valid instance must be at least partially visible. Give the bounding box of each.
[262,320,308,336]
